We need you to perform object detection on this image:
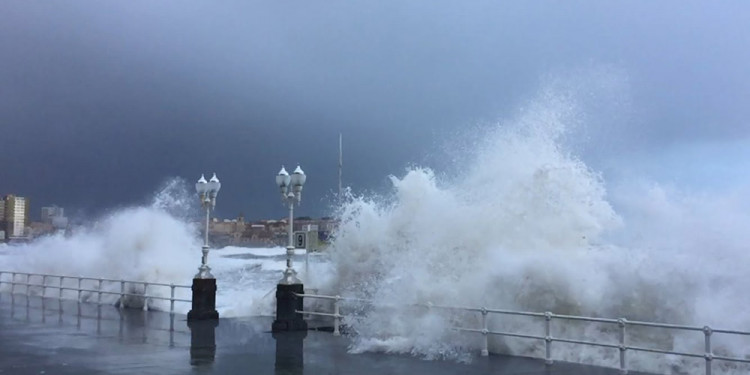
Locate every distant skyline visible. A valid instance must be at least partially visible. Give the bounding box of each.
[2,1,750,220]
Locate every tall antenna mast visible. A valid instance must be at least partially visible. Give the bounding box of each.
[338,133,343,201]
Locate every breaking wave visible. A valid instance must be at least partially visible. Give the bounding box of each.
[320,81,750,374]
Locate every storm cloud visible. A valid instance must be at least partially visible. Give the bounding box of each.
[1,1,749,219]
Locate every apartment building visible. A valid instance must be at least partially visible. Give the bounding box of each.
[4,195,29,238]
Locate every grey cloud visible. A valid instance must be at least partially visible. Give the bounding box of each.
[1,0,749,219]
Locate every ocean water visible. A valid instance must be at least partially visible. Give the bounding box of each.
[2,86,750,374]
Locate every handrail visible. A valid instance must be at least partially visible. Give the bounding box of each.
[1,282,191,302]
[0,270,191,314]
[0,270,189,288]
[293,292,750,375]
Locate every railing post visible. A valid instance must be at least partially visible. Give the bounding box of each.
[169,314,175,348]
[704,326,713,375]
[77,277,82,302]
[143,283,149,311]
[544,312,553,365]
[42,295,47,323]
[42,275,47,297]
[333,295,341,336]
[11,272,15,294]
[59,276,64,299]
[305,249,310,284]
[97,279,103,304]
[169,311,175,334]
[120,281,125,309]
[25,273,30,295]
[481,307,489,357]
[618,318,628,374]
[170,284,175,314]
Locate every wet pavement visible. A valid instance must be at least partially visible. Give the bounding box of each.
[0,293,652,375]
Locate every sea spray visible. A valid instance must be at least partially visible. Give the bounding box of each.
[0,178,319,317]
[0,179,201,312]
[325,88,622,359]
[321,88,750,373]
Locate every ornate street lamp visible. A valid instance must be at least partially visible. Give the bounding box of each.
[195,173,221,279]
[272,165,308,332]
[276,165,306,283]
[188,172,221,322]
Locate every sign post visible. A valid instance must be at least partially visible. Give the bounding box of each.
[294,231,306,249]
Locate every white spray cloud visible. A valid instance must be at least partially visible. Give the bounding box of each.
[0,179,201,312]
[321,79,750,374]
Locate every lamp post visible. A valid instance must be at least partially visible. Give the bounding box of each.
[272,165,308,332]
[188,173,221,321]
[195,173,221,279]
[276,165,306,284]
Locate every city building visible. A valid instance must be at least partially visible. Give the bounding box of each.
[41,206,64,224]
[41,205,68,231]
[3,195,30,238]
[199,214,338,248]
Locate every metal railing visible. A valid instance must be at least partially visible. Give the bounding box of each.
[295,292,750,375]
[297,293,344,336]
[0,271,191,314]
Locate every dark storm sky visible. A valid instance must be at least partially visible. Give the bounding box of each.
[1,1,749,220]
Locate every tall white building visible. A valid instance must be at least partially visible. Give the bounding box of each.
[4,195,29,238]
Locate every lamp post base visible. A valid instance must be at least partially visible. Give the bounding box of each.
[272,283,307,332]
[187,278,219,321]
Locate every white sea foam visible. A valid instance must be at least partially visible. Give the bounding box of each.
[0,190,317,318]
[0,179,209,312]
[0,206,198,311]
[317,84,750,374]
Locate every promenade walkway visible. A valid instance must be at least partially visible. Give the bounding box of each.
[0,294,650,375]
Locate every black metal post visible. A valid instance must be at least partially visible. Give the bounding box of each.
[187,278,219,321]
[272,283,307,332]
